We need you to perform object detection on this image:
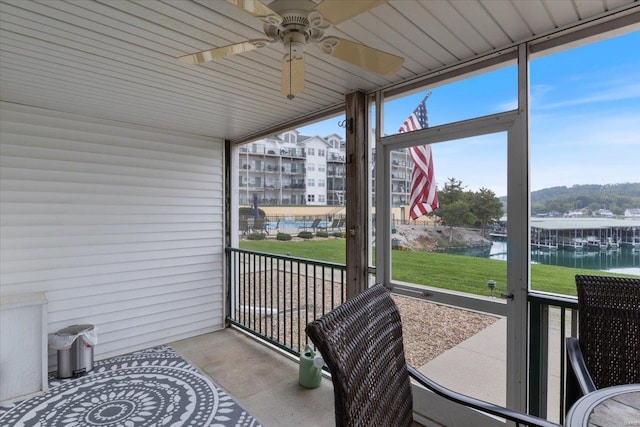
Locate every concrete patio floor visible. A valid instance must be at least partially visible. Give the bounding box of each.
[171,328,336,427]
[171,314,565,426]
[419,315,563,423]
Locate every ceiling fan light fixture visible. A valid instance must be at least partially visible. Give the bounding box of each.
[282,47,305,100]
[283,31,307,57]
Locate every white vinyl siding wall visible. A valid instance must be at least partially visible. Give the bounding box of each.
[0,102,225,370]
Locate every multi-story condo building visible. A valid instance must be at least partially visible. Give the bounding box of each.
[325,134,346,206]
[370,147,414,208]
[239,130,412,207]
[238,131,306,206]
[391,150,413,207]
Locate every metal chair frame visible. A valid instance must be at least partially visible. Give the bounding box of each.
[306,285,560,427]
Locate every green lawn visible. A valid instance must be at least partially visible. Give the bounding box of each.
[238,239,627,297]
[239,238,347,264]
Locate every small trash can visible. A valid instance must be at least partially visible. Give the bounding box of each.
[53,324,97,379]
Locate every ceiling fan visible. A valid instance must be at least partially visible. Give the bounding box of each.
[179,0,404,99]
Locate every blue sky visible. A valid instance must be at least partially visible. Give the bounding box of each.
[299,30,640,197]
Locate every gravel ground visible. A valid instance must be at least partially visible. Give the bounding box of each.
[392,293,497,366]
[235,270,498,367]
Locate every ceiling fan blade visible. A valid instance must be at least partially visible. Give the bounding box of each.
[282,54,305,99]
[313,0,387,25]
[226,0,282,25]
[179,39,270,64]
[320,37,404,76]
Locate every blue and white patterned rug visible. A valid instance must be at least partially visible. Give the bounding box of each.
[0,346,262,427]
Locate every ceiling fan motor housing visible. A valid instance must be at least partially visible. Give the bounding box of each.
[263,8,320,58]
[264,0,327,58]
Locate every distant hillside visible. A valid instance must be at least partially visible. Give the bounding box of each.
[500,183,640,215]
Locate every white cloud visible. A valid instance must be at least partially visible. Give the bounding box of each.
[496,98,517,111]
[530,109,640,191]
[536,81,640,110]
[532,109,640,148]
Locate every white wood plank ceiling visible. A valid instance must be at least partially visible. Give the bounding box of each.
[1,0,638,142]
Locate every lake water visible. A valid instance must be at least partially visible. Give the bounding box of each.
[448,241,640,275]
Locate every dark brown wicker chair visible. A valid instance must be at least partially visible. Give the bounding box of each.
[565,274,640,411]
[305,284,560,427]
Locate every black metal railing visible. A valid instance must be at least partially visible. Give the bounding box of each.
[227,248,346,357]
[528,292,578,424]
[226,249,579,420]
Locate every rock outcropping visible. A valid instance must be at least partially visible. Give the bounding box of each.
[391,224,491,252]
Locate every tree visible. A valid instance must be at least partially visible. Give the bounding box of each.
[435,179,503,239]
[529,183,640,216]
[438,177,465,205]
[469,188,503,236]
[436,178,471,240]
[438,200,476,241]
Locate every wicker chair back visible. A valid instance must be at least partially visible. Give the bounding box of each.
[305,285,413,427]
[575,274,640,389]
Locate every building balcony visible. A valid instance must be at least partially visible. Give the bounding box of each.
[280,184,303,190]
[280,149,306,158]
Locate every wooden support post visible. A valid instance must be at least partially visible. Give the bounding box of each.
[345,91,369,299]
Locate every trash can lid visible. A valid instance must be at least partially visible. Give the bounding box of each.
[56,324,95,336]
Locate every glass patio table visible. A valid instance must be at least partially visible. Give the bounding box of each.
[565,384,640,427]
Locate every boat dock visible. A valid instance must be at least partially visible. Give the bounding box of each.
[529,218,640,251]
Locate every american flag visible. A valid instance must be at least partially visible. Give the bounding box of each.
[398,95,439,220]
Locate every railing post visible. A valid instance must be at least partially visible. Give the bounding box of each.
[528,298,549,417]
[225,247,232,327]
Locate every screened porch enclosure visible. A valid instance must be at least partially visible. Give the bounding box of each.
[1,0,639,425]
[228,16,639,427]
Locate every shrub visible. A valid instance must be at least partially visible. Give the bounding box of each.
[298,231,313,239]
[246,232,266,240]
[276,232,292,241]
[239,207,265,217]
[332,231,345,238]
[316,231,329,238]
